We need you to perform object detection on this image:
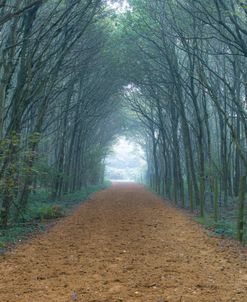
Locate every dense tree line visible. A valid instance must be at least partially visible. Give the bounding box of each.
[122,0,247,241]
[0,0,124,227]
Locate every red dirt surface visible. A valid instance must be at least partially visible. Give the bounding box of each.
[0,183,247,302]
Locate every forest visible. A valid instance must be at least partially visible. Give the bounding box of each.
[1,1,247,301]
[0,0,247,244]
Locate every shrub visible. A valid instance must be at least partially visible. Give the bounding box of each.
[35,204,64,220]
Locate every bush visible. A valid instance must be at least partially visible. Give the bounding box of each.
[194,215,237,239]
[0,241,6,248]
[214,220,236,238]
[35,204,64,220]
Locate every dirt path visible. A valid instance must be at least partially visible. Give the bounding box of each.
[0,183,247,302]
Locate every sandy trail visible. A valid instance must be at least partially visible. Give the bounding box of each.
[0,183,247,302]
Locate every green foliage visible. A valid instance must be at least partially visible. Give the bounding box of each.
[28,132,41,144]
[214,220,236,238]
[0,224,39,247]
[61,182,110,205]
[194,216,237,240]
[0,241,6,248]
[34,204,64,221]
[0,182,111,251]
[23,183,110,222]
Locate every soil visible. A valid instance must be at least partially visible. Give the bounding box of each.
[0,183,247,302]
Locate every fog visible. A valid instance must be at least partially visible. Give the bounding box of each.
[105,137,147,182]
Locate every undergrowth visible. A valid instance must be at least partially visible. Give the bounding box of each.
[146,184,247,244]
[193,216,237,239]
[0,182,110,250]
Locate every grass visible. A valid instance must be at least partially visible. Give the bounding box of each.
[0,182,110,249]
[0,224,45,249]
[193,214,238,241]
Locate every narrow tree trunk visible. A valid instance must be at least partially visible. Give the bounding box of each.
[237,175,246,243]
[213,178,219,222]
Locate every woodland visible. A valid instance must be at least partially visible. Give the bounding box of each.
[0,0,247,244]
